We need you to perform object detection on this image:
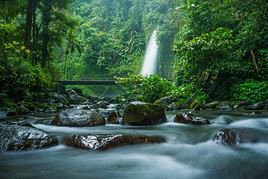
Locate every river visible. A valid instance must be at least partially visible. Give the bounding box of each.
[1,111,268,179]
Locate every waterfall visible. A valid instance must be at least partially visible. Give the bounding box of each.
[141,30,159,76]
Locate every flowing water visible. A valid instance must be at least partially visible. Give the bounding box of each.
[141,30,159,76]
[1,111,268,179]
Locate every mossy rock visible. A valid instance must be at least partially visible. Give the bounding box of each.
[122,102,167,126]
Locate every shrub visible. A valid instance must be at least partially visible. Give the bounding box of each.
[170,84,208,109]
[232,80,268,103]
[0,57,52,103]
[117,75,176,103]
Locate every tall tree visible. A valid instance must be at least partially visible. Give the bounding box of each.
[41,0,52,68]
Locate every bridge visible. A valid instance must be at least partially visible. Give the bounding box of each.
[59,80,116,85]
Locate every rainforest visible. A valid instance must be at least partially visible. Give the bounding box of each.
[0,0,268,179]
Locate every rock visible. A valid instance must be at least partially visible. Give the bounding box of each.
[245,102,267,110]
[214,129,238,145]
[205,101,220,109]
[50,92,69,104]
[174,112,193,124]
[97,101,109,109]
[214,128,268,145]
[220,105,233,111]
[154,96,176,106]
[51,109,105,127]
[122,102,167,125]
[67,89,87,104]
[107,111,119,124]
[0,124,58,152]
[72,88,84,97]
[65,134,165,151]
[192,118,211,125]
[0,112,7,119]
[174,112,210,125]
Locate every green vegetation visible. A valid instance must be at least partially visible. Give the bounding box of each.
[233,80,268,104]
[118,75,175,103]
[0,0,267,110]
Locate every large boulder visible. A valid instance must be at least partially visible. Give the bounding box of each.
[0,124,58,152]
[174,112,210,125]
[65,134,165,151]
[51,109,105,127]
[122,102,167,125]
[214,128,268,145]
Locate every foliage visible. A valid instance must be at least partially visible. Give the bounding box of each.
[232,80,268,104]
[173,0,268,100]
[0,57,52,103]
[170,84,208,109]
[117,75,176,103]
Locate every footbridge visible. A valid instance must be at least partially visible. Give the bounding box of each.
[59,80,116,85]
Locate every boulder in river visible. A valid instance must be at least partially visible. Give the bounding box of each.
[174,112,210,125]
[0,124,58,152]
[214,128,268,145]
[51,109,105,127]
[65,134,165,151]
[122,102,167,125]
[214,128,238,145]
[107,111,119,124]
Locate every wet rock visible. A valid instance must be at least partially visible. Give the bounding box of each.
[65,134,165,151]
[192,118,211,125]
[214,128,268,145]
[174,112,193,124]
[0,112,7,119]
[50,93,69,104]
[51,109,105,127]
[122,102,167,125]
[107,111,119,124]
[97,101,109,109]
[214,129,238,145]
[0,124,58,152]
[245,102,267,110]
[174,112,210,125]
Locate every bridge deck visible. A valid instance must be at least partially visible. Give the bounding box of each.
[59,80,116,85]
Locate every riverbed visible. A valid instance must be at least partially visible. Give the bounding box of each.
[1,111,268,179]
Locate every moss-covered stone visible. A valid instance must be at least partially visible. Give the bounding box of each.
[122,102,167,125]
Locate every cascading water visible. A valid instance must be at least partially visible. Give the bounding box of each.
[141,30,159,76]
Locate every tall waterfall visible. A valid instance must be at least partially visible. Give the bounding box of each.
[141,30,159,76]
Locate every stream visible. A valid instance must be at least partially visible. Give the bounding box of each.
[1,110,268,179]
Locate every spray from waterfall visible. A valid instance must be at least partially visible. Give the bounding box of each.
[141,29,159,76]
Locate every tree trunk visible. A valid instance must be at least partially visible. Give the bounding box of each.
[41,0,52,68]
[32,1,38,65]
[250,49,259,73]
[24,0,34,50]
